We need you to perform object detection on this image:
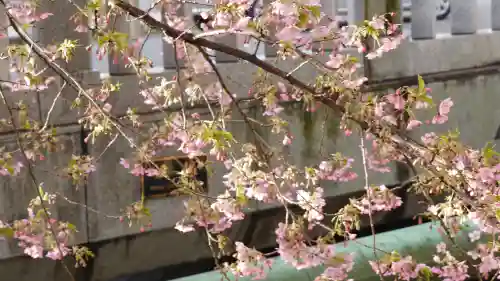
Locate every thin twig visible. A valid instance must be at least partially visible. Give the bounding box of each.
[39,81,67,132]
[360,133,385,281]
[173,43,187,129]
[55,192,121,219]
[197,46,269,159]
[95,133,120,161]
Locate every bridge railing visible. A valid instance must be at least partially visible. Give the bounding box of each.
[369,0,500,80]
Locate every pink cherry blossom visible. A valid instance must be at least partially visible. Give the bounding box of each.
[119,158,130,169]
[230,242,272,280]
[439,98,454,116]
[386,92,405,110]
[406,119,422,130]
[174,222,195,233]
[24,245,43,259]
[296,187,326,222]
[318,157,357,182]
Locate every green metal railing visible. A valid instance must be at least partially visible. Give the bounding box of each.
[169,222,476,281]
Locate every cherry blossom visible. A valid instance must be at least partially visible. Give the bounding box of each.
[228,242,272,280]
[296,187,326,222]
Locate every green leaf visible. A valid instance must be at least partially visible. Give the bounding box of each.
[110,32,129,50]
[306,5,321,19]
[482,142,500,165]
[235,184,247,205]
[0,227,14,237]
[205,164,213,177]
[38,183,45,197]
[417,75,425,93]
[66,223,77,231]
[417,93,434,107]
[21,23,31,31]
[86,0,100,11]
[297,11,309,28]
[142,207,151,217]
[390,250,401,262]
[419,266,432,281]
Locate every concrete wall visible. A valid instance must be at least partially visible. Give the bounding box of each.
[1,0,500,280]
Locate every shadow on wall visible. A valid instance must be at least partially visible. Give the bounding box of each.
[494,125,500,140]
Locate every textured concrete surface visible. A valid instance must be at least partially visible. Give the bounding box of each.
[370,31,500,80]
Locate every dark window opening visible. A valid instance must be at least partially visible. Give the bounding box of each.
[141,155,208,199]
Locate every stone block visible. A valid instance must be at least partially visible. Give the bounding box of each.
[370,32,500,80]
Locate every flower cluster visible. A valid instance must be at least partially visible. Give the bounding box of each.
[352,185,402,214]
[176,195,245,234]
[1,188,77,260]
[227,242,273,280]
[64,155,96,184]
[7,1,53,24]
[369,254,429,281]
[317,154,357,182]
[296,187,326,223]
[431,243,470,281]
[275,222,354,280]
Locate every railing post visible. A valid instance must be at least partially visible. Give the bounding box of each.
[107,0,136,74]
[214,3,238,63]
[34,0,91,72]
[263,0,278,58]
[183,3,216,64]
[411,0,436,39]
[312,0,337,52]
[23,2,94,245]
[235,0,265,60]
[321,0,337,20]
[363,0,386,80]
[34,0,98,125]
[451,0,478,35]
[0,4,33,125]
[162,2,183,69]
[492,0,500,31]
[347,0,364,25]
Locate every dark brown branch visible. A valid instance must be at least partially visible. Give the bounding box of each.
[196,46,269,161]
[114,0,315,94]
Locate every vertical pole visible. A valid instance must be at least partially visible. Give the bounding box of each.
[347,0,365,25]
[162,2,184,69]
[492,0,500,30]
[451,0,478,35]
[106,0,136,75]
[411,0,436,39]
